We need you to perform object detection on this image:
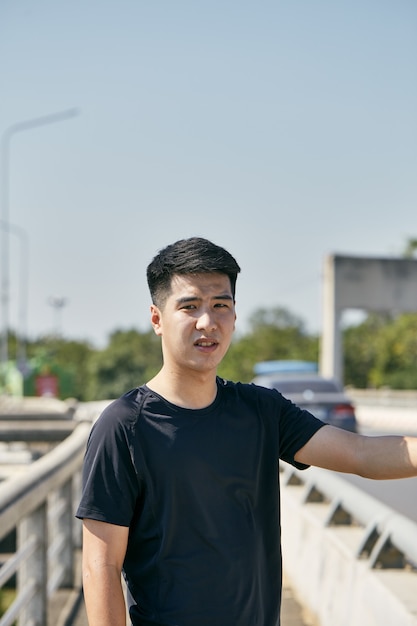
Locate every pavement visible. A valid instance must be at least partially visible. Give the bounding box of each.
[281,574,315,626]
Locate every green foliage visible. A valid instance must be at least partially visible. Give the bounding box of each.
[343,312,417,389]
[369,313,417,389]
[218,336,259,382]
[219,307,319,382]
[87,328,162,400]
[0,588,16,619]
[14,306,417,400]
[343,314,389,388]
[403,237,417,259]
[25,338,95,400]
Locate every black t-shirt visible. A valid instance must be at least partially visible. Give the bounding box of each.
[76,378,325,626]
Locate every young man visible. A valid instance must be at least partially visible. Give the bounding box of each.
[76,237,417,626]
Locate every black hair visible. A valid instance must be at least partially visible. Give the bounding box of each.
[147,237,241,307]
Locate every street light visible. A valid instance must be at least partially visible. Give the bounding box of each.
[0,107,79,383]
[0,220,29,371]
[48,296,68,337]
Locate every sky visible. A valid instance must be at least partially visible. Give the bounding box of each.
[1,0,416,348]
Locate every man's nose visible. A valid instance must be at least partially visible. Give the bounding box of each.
[196,310,217,331]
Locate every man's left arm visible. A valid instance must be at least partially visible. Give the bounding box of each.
[295,425,417,479]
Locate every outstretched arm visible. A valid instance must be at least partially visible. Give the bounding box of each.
[82,518,129,626]
[295,425,417,479]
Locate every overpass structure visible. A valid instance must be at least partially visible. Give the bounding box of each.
[0,398,416,625]
[320,255,417,383]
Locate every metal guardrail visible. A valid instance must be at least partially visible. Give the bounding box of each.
[0,420,91,626]
[280,462,417,570]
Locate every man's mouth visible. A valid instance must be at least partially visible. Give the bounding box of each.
[194,339,217,347]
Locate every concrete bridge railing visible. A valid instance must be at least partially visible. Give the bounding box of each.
[280,462,417,626]
[0,419,91,626]
[1,395,416,625]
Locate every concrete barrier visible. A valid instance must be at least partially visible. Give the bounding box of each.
[355,404,417,435]
[0,395,77,419]
[348,388,417,435]
[280,465,417,626]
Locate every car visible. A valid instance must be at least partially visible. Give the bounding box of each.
[252,361,357,432]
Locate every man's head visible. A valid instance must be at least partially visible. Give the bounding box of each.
[147,237,241,309]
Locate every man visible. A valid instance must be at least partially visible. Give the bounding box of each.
[76,237,417,626]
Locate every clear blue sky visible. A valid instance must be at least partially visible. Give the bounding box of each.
[1,0,416,347]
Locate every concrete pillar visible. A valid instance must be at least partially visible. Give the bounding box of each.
[320,255,343,382]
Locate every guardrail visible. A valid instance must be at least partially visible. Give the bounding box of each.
[0,420,91,626]
[1,396,416,625]
[280,462,417,626]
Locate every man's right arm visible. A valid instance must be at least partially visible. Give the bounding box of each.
[82,518,130,626]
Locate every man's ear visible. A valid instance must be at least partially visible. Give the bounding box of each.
[150,304,163,336]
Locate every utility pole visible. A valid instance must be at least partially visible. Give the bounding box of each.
[0,108,79,389]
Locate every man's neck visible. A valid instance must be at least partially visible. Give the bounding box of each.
[146,367,218,410]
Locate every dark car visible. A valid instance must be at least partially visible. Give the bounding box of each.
[252,366,357,433]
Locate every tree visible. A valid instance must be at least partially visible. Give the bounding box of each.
[219,307,319,382]
[25,337,95,400]
[343,314,388,388]
[370,313,417,389]
[403,238,417,259]
[343,312,417,389]
[18,306,417,400]
[87,328,162,400]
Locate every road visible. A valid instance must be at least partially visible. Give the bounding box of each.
[348,408,417,524]
[336,472,417,524]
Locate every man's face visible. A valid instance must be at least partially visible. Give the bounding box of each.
[150,272,236,375]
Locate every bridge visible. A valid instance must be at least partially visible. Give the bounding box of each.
[0,394,416,626]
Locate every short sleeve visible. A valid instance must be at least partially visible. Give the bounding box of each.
[76,400,141,526]
[277,392,326,469]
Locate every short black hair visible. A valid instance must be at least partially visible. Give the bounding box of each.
[147,237,241,308]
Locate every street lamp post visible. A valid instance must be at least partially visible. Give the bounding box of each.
[0,108,79,384]
[48,296,68,337]
[0,220,29,371]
